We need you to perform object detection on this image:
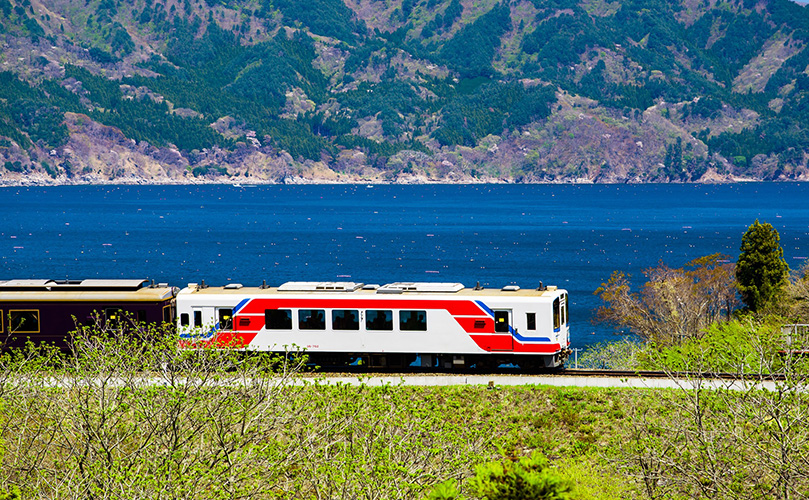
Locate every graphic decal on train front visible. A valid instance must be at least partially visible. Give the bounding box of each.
[182,297,562,354]
[474,301,552,343]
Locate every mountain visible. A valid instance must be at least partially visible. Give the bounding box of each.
[2,0,809,185]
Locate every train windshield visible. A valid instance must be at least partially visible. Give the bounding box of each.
[564,293,569,326]
[553,298,560,330]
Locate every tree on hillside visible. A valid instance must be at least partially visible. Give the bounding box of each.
[736,220,789,312]
[595,253,738,345]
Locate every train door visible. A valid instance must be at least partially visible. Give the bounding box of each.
[491,309,514,351]
[217,307,234,331]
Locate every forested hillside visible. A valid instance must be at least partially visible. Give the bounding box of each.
[2,0,809,184]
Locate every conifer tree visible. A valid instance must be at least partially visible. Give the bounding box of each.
[736,219,789,312]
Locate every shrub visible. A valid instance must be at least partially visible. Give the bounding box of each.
[425,452,573,500]
[577,338,645,370]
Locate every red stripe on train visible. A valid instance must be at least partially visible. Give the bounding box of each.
[179,330,259,349]
[454,317,494,333]
[469,334,513,351]
[234,313,493,335]
[469,336,562,354]
[236,298,493,334]
[238,297,486,316]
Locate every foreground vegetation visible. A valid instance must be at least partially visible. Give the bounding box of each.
[0,319,808,499]
[0,326,633,499]
[579,317,809,500]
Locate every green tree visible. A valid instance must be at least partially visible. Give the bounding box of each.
[736,220,789,312]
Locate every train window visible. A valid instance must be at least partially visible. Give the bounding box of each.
[137,310,147,323]
[494,311,510,333]
[332,310,359,330]
[265,309,292,330]
[553,298,561,330]
[299,309,326,330]
[180,313,190,327]
[0,310,3,333]
[400,310,427,331]
[218,309,233,331]
[105,308,123,328]
[366,310,393,331]
[193,311,203,327]
[9,310,40,334]
[526,312,536,331]
[163,305,174,324]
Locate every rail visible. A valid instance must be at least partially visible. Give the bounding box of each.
[306,366,800,382]
[560,369,797,381]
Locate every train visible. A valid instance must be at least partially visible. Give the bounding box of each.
[0,278,571,369]
[0,278,177,348]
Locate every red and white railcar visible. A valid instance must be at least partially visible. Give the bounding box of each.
[176,281,571,369]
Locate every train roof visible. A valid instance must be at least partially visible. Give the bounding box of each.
[179,281,564,298]
[0,279,176,301]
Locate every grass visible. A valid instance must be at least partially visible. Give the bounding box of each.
[1,324,808,499]
[0,363,650,498]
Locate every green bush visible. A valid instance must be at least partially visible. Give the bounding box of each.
[0,486,20,500]
[425,452,573,500]
[469,453,573,500]
[577,338,644,370]
[640,316,807,374]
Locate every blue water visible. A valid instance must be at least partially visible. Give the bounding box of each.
[1,183,808,350]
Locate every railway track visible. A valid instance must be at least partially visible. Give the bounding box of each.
[7,368,793,392]
[304,366,792,380]
[295,368,796,387]
[562,369,791,381]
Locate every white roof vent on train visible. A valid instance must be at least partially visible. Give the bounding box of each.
[75,279,150,289]
[0,279,53,289]
[0,279,150,291]
[377,282,464,293]
[501,285,521,291]
[278,281,364,292]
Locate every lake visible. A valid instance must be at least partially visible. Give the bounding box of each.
[1,182,808,350]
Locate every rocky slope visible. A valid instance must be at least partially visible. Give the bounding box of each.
[2,0,809,185]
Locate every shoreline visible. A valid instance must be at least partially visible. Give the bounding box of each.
[0,176,799,188]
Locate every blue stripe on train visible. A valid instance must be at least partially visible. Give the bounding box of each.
[233,298,250,314]
[475,300,551,343]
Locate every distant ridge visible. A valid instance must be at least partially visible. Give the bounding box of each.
[2,0,809,185]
